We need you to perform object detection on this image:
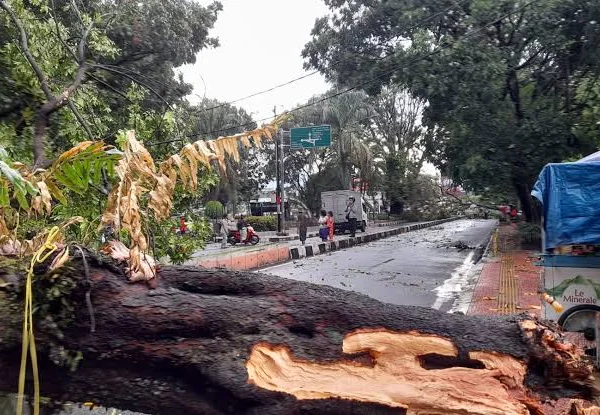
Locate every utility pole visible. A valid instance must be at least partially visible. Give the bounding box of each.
[274,106,283,234]
[279,128,285,233]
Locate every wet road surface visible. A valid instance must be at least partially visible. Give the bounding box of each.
[260,219,497,312]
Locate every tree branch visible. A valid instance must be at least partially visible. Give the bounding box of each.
[506,10,526,46]
[67,101,93,139]
[91,64,175,110]
[0,0,53,99]
[441,186,498,210]
[50,0,78,62]
[53,21,93,107]
[514,47,545,71]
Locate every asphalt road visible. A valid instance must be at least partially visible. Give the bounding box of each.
[260,218,498,313]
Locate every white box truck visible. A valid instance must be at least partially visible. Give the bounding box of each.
[321,190,368,234]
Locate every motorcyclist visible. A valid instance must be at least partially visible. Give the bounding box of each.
[237,215,248,243]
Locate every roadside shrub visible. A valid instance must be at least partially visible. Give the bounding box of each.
[246,215,277,231]
[204,200,224,219]
[151,215,211,265]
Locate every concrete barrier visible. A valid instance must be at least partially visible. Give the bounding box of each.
[287,217,456,264]
[191,217,458,271]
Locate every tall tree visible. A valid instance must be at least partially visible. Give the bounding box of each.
[303,0,600,221]
[323,89,373,189]
[261,92,375,211]
[89,0,222,130]
[369,87,431,213]
[0,0,118,165]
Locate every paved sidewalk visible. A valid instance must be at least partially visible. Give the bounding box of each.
[467,223,542,317]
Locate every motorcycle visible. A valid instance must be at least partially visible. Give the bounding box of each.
[227,225,260,245]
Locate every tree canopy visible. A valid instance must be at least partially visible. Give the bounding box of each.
[0,0,290,269]
[303,0,600,220]
[0,0,222,164]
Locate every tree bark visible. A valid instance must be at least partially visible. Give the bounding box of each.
[514,180,539,223]
[0,254,597,415]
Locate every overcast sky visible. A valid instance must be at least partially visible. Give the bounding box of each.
[178,0,331,122]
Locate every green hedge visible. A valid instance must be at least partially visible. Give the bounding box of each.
[204,200,224,219]
[246,215,277,231]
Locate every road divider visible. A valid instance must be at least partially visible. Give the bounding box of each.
[189,217,459,271]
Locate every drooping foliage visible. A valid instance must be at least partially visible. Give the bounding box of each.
[191,98,269,208]
[0,115,287,280]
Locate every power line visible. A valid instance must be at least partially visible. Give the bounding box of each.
[189,0,539,139]
[195,2,467,113]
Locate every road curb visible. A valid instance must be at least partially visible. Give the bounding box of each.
[289,217,458,263]
[481,220,500,259]
[191,217,459,271]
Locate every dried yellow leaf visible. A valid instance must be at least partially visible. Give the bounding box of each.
[48,246,70,271]
[55,141,94,164]
[98,116,290,283]
[36,181,52,214]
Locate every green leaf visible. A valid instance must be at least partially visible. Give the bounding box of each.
[0,160,26,193]
[14,188,29,210]
[0,181,9,207]
[62,163,85,193]
[46,180,68,205]
[53,169,76,190]
[73,161,90,192]
[90,160,102,184]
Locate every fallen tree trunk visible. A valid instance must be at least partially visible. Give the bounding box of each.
[0,252,598,415]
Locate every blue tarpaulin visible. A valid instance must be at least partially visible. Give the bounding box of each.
[532,161,600,249]
[576,150,600,163]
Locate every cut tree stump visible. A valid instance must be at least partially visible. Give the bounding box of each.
[0,252,598,415]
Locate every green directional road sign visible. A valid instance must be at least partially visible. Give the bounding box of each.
[290,125,331,149]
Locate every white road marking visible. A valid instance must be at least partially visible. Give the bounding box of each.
[432,251,475,310]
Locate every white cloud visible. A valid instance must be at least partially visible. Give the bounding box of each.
[178,0,330,121]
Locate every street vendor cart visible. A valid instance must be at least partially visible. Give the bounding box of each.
[532,154,600,362]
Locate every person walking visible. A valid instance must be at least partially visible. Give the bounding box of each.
[327,210,335,241]
[297,211,309,245]
[318,210,328,242]
[220,214,231,248]
[179,215,187,235]
[345,197,357,237]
